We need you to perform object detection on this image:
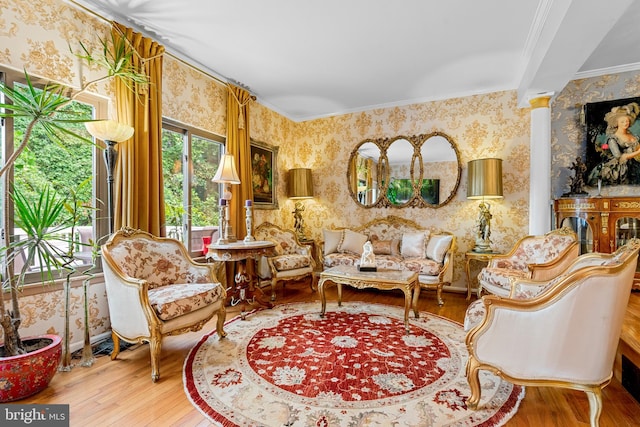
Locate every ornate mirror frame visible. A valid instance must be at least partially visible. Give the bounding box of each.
[347,131,461,208]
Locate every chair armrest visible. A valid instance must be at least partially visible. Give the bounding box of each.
[528,242,579,281]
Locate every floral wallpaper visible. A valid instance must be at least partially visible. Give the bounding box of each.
[2,0,638,344]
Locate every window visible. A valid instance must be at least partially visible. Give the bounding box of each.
[0,67,109,283]
[162,120,224,256]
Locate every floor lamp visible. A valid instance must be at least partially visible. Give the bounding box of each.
[288,168,314,241]
[85,120,134,235]
[212,154,241,242]
[467,158,503,253]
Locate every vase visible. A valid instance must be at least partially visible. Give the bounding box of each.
[0,334,62,402]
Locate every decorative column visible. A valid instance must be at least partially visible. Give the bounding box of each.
[529,94,553,235]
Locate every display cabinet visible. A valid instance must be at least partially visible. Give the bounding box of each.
[554,196,640,289]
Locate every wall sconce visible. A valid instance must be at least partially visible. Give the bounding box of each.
[212,154,241,242]
[467,158,503,253]
[287,168,314,241]
[85,120,134,235]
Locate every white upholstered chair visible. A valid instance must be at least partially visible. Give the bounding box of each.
[477,227,579,297]
[101,228,227,382]
[464,239,640,427]
[255,222,315,301]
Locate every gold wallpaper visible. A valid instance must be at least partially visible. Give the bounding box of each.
[2,0,637,343]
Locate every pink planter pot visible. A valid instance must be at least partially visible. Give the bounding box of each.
[0,334,62,402]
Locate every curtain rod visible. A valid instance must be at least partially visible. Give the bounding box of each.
[67,0,244,91]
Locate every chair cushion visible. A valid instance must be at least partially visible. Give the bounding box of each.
[479,267,531,294]
[272,254,312,271]
[148,282,224,321]
[464,299,486,332]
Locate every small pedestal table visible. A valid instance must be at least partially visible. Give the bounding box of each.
[318,265,420,334]
[207,240,276,319]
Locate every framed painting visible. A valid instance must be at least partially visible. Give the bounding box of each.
[250,140,279,209]
[584,96,640,187]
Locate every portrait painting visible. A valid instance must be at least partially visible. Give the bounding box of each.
[250,140,278,209]
[585,96,640,187]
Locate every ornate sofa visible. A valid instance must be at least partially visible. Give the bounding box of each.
[320,215,456,305]
[477,227,579,297]
[464,239,640,427]
[101,228,227,382]
[255,222,315,301]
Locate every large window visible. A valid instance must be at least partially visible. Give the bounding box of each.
[0,68,109,283]
[162,121,224,256]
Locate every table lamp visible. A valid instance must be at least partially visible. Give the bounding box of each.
[85,120,135,235]
[288,168,314,241]
[467,158,503,253]
[212,154,241,242]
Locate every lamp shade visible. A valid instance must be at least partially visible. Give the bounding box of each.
[85,120,134,142]
[212,154,241,184]
[288,168,314,199]
[467,158,503,199]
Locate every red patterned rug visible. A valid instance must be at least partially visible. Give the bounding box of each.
[183,302,524,426]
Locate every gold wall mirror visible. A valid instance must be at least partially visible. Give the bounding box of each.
[347,131,461,208]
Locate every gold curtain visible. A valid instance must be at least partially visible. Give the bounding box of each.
[226,84,254,239]
[112,23,166,236]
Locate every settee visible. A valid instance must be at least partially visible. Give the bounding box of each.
[320,215,456,305]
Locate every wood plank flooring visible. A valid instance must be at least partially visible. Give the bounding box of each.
[19,284,640,426]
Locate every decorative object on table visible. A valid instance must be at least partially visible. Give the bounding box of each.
[216,199,229,245]
[250,140,279,209]
[243,199,255,242]
[561,156,589,197]
[212,154,241,242]
[201,235,212,255]
[467,158,503,253]
[287,167,314,240]
[183,302,524,427]
[84,120,135,235]
[358,240,377,271]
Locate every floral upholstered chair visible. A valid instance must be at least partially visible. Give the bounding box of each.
[464,239,640,427]
[101,228,227,382]
[477,227,578,297]
[255,222,315,301]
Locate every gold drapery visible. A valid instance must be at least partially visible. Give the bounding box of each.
[112,22,166,236]
[226,84,254,239]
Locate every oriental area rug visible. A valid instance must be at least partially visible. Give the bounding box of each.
[183,302,524,426]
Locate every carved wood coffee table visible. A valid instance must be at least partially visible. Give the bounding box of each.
[318,265,420,334]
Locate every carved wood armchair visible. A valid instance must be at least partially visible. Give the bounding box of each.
[101,228,227,382]
[465,239,640,427]
[477,227,579,297]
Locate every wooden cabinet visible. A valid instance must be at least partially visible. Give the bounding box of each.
[554,196,640,288]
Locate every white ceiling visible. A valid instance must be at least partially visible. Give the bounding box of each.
[70,0,640,122]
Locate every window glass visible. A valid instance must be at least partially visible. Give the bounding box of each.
[162,122,223,255]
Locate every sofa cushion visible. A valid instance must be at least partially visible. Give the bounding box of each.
[400,231,426,258]
[338,229,369,255]
[402,258,443,276]
[271,254,312,271]
[426,234,453,263]
[323,252,360,268]
[148,282,224,321]
[371,238,393,255]
[323,229,343,255]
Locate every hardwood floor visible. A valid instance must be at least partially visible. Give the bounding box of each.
[21,284,640,426]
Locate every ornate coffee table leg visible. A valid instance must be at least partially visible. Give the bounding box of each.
[319,277,327,317]
[411,280,420,319]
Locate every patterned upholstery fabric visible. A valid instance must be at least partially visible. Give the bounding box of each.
[149,282,225,321]
[107,236,212,289]
[271,254,312,271]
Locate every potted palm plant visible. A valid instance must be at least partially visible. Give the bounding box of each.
[0,32,147,401]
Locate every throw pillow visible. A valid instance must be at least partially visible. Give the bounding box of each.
[323,229,343,256]
[338,229,369,255]
[371,238,393,255]
[400,232,427,258]
[426,234,453,263]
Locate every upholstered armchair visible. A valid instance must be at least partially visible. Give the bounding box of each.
[255,222,315,301]
[477,227,579,297]
[464,239,640,427]
[101,228,227,382]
